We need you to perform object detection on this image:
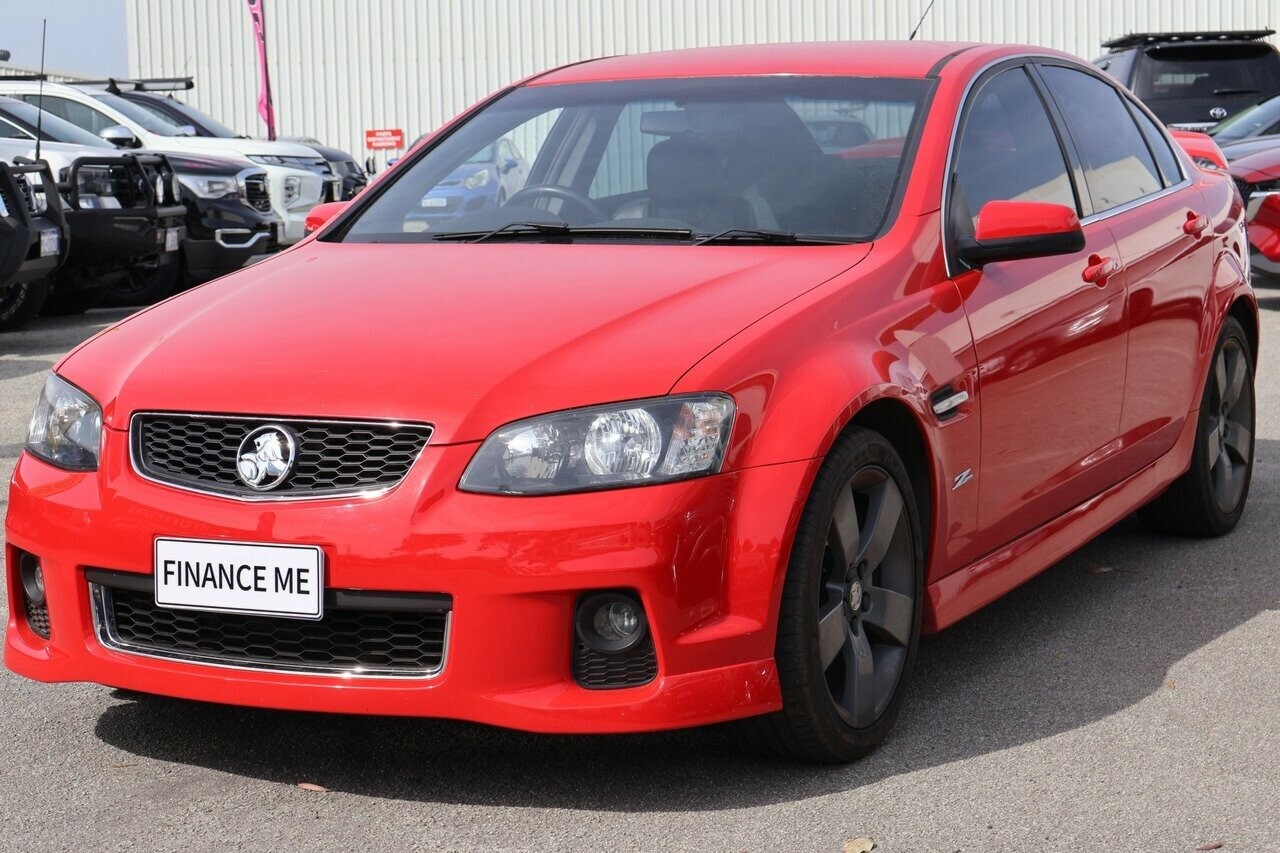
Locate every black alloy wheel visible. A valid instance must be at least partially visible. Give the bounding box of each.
[1139,316,1255,537]
[738,426,923,763]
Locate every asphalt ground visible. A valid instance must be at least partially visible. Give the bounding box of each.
[0,302,1276,852]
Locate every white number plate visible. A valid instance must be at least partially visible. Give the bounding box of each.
[422,196,448,208]
[164,227,181,252]
[39,229,60,257]
[154,538,324,620]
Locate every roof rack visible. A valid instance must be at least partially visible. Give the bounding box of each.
[1102,30,1276,50]
[72,77,194,93]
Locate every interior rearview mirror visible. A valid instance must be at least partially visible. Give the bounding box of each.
[957,200,1085,267]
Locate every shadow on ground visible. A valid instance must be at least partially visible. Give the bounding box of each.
[92,441,1280,811]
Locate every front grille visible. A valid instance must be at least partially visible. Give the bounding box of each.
[132,414,432,499]
[23,597,50,639]
[89,570,450,678]
[243,173,272,212]
[572,636,658,689]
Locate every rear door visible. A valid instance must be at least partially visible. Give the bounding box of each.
[1037,63,1215,478]
[945,63,1128,561]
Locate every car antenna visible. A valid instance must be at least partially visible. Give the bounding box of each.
[908,0,937,40]
[34,18,47,162]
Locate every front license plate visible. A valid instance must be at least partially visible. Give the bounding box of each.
[164,227,180,252]
[422,196,448,208]
[39,229,60,257]
[154,537,324,620]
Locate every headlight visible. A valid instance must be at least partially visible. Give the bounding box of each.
[283,175,302,205]
[463,169,491,189]
[460,394,735,495]
[1193,155,1222,169]
[248,155,286,166]
[27,374,103,471]
[177,174,239,199]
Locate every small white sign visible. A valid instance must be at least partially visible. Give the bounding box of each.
[164,227,180,252]
[422,196,449,208]
[39,229,60,258]
[155,537,324,620]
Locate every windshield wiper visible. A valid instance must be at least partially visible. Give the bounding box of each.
[431,222,695,243]
[1212,88,1261,97]
[693,227,848,246]
[432,221,572,242]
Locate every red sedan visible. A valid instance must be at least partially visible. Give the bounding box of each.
[6,42,1257,763]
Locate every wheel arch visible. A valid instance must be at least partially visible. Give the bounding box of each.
[1228,292,1259,365]
[845,397,936,560]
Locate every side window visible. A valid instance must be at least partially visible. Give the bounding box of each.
[21,95,114,134]
[951,67,1076,237]
[1040,65,1163,213]
[0,117,30,139]
[1126,101,1183,187]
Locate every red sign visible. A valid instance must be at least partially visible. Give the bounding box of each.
[365,128,405,150]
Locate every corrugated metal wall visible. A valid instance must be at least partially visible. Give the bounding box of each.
[126,0,1280,165]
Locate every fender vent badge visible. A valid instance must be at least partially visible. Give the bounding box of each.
[952,469,973,491]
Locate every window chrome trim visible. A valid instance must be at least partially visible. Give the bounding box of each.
[89,581,450,681]
[1077,177,1193,226]
[128,411,433,503]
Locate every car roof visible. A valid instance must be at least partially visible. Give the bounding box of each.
[527,41,1067,85]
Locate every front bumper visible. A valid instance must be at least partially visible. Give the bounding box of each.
[181,195,281,283]
[5,429,804,733]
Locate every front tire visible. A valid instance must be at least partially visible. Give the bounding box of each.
[0,279,50,331]
[739,426,924,763]
[1139,316,1255,537]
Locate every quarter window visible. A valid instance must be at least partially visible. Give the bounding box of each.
[951,67,1076,238]
[1040,65,1163,213]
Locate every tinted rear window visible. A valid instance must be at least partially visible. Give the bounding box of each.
[1134,44,1280,101]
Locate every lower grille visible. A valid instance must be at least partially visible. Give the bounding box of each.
[23,597,51,639]
[89,570,450,679]
[572,636,658,689]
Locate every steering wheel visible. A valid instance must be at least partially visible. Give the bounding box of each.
[504,184,607,221]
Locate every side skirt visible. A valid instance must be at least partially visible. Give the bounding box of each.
[922,406,1199,633]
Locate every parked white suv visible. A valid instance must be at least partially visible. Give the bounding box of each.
[0,79,330,243]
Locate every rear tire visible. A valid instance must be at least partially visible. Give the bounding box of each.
[0,278,50,331]
[738,426,924,763]
[1138,316,1255,537]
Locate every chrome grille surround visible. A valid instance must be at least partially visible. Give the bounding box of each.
[130,412,433,501]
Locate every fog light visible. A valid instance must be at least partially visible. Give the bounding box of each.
[19,552,44,606]
[575,591,647,654]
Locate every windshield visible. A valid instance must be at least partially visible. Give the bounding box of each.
[152,95,245,138]
[0,99,112,146]
[338,76,930,244]
[1134,45,1280,102]
[89,91,192,135]
[1210,95,1280,140]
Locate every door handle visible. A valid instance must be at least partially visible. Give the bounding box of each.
[1082,254,1119,285]
[1183,211,1208,236]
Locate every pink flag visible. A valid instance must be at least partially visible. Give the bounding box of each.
[245,0,276,140]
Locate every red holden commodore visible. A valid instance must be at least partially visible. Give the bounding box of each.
[6,42,1257,763]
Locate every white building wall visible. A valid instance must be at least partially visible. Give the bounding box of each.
[126,0,1280,165]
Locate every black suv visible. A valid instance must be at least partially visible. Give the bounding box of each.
[1095,30,1280,130]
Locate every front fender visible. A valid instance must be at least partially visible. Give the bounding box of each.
[673,231,982,586]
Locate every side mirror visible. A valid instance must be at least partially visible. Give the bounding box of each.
[99,125,140,149]
[957,200,1085,266]
[304,200,350,235]
[501,158,519,173]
